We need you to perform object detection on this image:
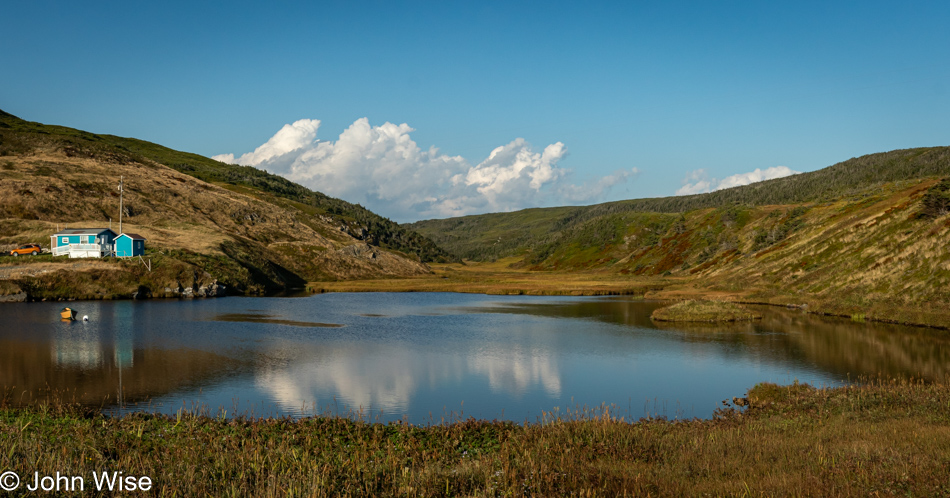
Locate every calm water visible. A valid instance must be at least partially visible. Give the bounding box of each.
[2,293,949,423]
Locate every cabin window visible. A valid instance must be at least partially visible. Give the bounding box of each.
[61,237,68,244]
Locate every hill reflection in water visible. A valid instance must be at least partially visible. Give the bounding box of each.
[487,298,950,381]
[1,294,946,422]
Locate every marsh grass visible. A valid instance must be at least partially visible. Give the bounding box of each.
[309,258,668,297]
[3,380,950,496]
[651,299,762,323]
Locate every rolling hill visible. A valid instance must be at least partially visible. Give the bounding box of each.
[0,110,452,299]
[409,146,950,262]
[4,108,949,328]
[409,147,950,327]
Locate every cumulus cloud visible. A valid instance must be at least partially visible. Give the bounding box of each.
[676,166,799,196]
[215,118,638,221]
[555,167,640,203]
[675,169,715,196]
[212,119,320,166]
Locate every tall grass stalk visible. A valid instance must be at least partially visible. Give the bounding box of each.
[3,379,950,496]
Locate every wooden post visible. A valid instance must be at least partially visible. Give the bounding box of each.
[118,176,124,235]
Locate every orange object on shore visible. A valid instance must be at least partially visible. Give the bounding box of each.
[9,243,41,256]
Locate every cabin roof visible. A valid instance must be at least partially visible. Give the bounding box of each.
[117,233,147,240]
[52,228,118,236]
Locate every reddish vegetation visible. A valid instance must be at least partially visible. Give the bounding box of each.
[654,232,692,273]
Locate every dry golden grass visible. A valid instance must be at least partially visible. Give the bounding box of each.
[0,259,117,279]
[0,151,432,295]
[313,253,950,329]
[319,179,949,329]
[4,148,950,331]
[0,217,228,257]
[651,299,762,322]
[3,379,950,496]
[311,258,670,296]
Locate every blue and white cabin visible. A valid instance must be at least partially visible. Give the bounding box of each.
[50,228,117,258]
[114,233,146,257]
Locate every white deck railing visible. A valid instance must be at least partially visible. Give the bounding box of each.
[52,244,112,257]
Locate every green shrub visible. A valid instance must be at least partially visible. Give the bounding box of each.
[921,178,950,218]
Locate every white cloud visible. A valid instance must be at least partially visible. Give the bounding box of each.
[676,166,799,196]
[675,169,715,196]
[212,119,320,166]
[465,139,566,195]
[555,167,640,203]
[215,118,639,222]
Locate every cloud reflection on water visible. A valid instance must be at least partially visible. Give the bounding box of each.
[7,295,950,423]
[467,347,561,398]
[255,341,561,415]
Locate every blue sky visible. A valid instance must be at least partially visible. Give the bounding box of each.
[3,1,948,221]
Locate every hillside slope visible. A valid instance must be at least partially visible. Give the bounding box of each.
[409,147,950,261]
[408,148,950,327]
[0,110,449,298]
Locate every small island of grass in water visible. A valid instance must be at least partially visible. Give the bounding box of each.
[651,299,762,323]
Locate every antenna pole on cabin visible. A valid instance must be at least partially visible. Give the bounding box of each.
[118,176,123,235]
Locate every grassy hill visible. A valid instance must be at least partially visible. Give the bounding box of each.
[407,148,950,328]
[0,110,452,299]
[0,110,452,262]
[409,147,950,261]
[4,108,948,327]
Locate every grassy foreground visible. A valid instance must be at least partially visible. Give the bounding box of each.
[3,380,950,496]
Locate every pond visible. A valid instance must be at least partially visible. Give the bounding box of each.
[2,293,948,424]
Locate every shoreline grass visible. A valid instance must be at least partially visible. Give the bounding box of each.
[309,260,950,330]
[3,380,950,496]
[651,299,763,322]
[308,258,669,296]
[5,256,950,330]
